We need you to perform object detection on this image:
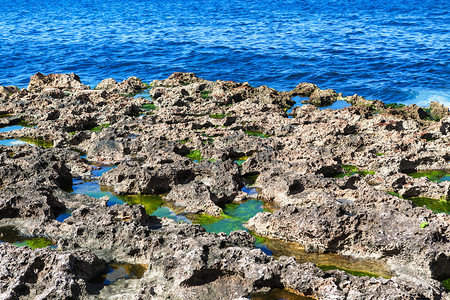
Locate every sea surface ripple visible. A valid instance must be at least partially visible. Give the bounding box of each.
[0,0,449,105]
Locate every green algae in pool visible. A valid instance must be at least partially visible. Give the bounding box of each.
[71,167,190,222]
[409,197,450,215]
[245,130,270,138]
[186,149,203,162]
[189,213,224,225]
[209,113,227,119]
[0,226,53,249]
[142,102,156,110]
[250,289,314,300]
[201,90,212,99]
[118,194,164,215]
[71,147,87,157]
[334,165,374,178]
[94,263,148,285]
[255,234,392,279]
[0,135,50,147]
[19,137,53,148]
[150,206,191,223]
[442,278,450,292]
[90,123,110,132]
[318,265,382,278]
[407,170,450,182]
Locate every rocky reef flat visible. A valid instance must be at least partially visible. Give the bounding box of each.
[0,72,449,299]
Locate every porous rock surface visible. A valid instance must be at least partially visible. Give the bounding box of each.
[0,72,449,299]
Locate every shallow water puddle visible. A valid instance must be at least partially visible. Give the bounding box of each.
[408,170,450,182]
[91,165,116,177]
[235,155,251,166]
[0,226,54,249]
[317,100,351,110]
[190,199,272,255]
[255,234,392,279]
[241,174,260,196]
[94,263,148,285]
[195,200,268,235]
[133,90,153,100]
[286,96,309,115]
[118,194,191,223]
[71,165,391,279]
[71,179,125,206]
[0,125,24,132]
[55,211,72,222]
[70,166,191,223]
[0,139,27,146]
[287,97,351,117]
[0,138,53,148]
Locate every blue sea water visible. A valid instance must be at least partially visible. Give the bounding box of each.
[0,0,448,105]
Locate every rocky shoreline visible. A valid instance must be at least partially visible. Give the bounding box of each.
[0,72,449,299]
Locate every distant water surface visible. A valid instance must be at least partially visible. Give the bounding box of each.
[0,0,448,105]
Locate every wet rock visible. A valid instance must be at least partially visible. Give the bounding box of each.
[0,243,106,299]
[0,85,20,99]
[151,73,294,108]
[308,89,339,106]
[0,147,72,190]
[0,185,66,221]
[292,82,319,96]
[400,104,428,120]
[194,160,242,204]
[28,72,90,93]
[99,160,195,194]
[151,72,206,87]
[345,94,385,112]
[95,76,148,95]
[440,116,450,135]
[428,101,450,121]
[128,222,446,299]
[41,87,66,99]
[246,187,450,282]
[164,181,223,216]
[2,72,450,299]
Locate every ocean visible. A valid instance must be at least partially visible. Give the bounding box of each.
[0,0,448,105]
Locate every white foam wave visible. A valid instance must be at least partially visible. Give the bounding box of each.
[403,89,450,108]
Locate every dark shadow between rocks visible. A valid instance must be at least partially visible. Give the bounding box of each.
[144,216,163,230]
[182,269,229,286]
[430,253,450,281]
[287,180,305,196]
[174,170,196,185]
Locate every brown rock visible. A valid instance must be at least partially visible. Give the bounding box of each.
[27,72,90,93]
